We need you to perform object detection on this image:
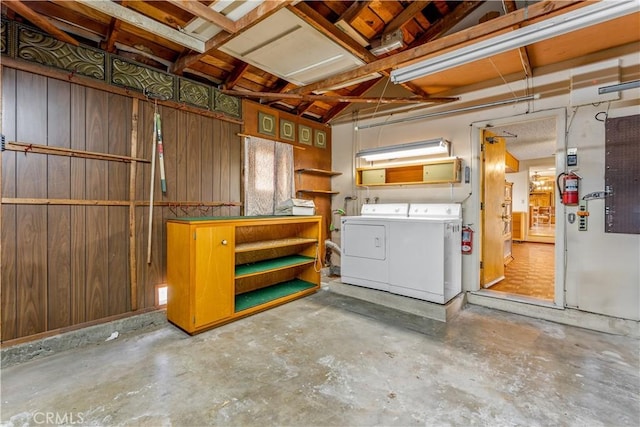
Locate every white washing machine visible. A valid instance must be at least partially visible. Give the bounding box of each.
[341,203,462,304]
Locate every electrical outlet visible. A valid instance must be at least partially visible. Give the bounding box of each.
[578,199,588,231]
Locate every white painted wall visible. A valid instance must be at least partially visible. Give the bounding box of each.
[507,169,529,213]
[330,52,640,321]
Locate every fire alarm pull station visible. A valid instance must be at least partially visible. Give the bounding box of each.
[567,148,578,167]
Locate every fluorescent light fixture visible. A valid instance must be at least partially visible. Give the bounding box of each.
[598,79,640,94]
[390,0,639,84]
[370,40,404,56]
[356,138,450,161]
[370,29,405,56]
[355,94,539,130]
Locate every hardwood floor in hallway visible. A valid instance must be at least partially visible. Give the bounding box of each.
[489,242,555,301]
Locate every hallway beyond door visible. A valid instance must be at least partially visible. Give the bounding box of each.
[489,242,554,301]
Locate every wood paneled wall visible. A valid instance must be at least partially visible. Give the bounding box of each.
[1,68,241,341]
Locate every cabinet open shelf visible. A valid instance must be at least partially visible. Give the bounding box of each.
[235,237,317,253]
[235,279,316,312]
[235,255,315,278]
[295,168,342,176]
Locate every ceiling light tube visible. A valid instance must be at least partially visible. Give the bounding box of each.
[355,94,539,131]
[598,79,640,94]
[356,139,450,161]
[390,0,639,84]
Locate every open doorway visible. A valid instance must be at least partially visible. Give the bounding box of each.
[481,117,557,303]
[528,166,556,243]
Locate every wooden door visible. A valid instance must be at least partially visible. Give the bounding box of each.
[194,225,234,327]
[481,130,507,287]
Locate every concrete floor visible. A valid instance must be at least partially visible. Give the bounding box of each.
[2,289,639,426]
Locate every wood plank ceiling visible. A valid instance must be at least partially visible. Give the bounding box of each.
[2,1,639,123]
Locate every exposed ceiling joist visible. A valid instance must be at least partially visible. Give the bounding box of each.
[221,90,458,104]
[339,0,370,25]
[323,76,383,122]
[223,62,250,90]
[171,31,232,74]
[383,1,432,35]
[166,0,237,34]
[101,17,122,52]
[409,1,486,47]
[5,0,80,46]
[286,0,582,95]
[503,0,533,78]
[75,0,205,52]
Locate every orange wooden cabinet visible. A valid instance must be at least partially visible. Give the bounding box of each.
[167,216,322,334]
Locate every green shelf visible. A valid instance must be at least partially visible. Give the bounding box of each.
[235,279,317,312]
[235,255,314,278]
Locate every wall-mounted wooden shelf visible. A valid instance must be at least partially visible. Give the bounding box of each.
[297,189,339,196]
[295,169,341,197]
[357,157,461,186]
[295,168,342,177]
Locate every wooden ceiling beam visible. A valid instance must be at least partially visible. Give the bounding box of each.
[222,62,249,90]
[101,0,127,53]
[502,0,533,78]
[322,76,383,122]
[295,102,315,117]
[50,0,112,25]
[286,0,582,95]
[101,17,122,53]
[383,1,432,35]
[5,0,80,46]
[410,1,499,47]
[24,1,107,35]
[166,0,237,34]
[75,0,205,52]
[221,90,458,104]
[338,0,370,25]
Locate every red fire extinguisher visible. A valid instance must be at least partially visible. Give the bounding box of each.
[557,171,581,206]
[462,225,473,255]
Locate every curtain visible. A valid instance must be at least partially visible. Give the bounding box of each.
[244,136,295,216]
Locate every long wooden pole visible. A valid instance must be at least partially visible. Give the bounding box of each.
[5,141,149,163]
[1,198,242,207]
[129,98,139,311]
[221,89,458,104]
[147,104,158,264]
